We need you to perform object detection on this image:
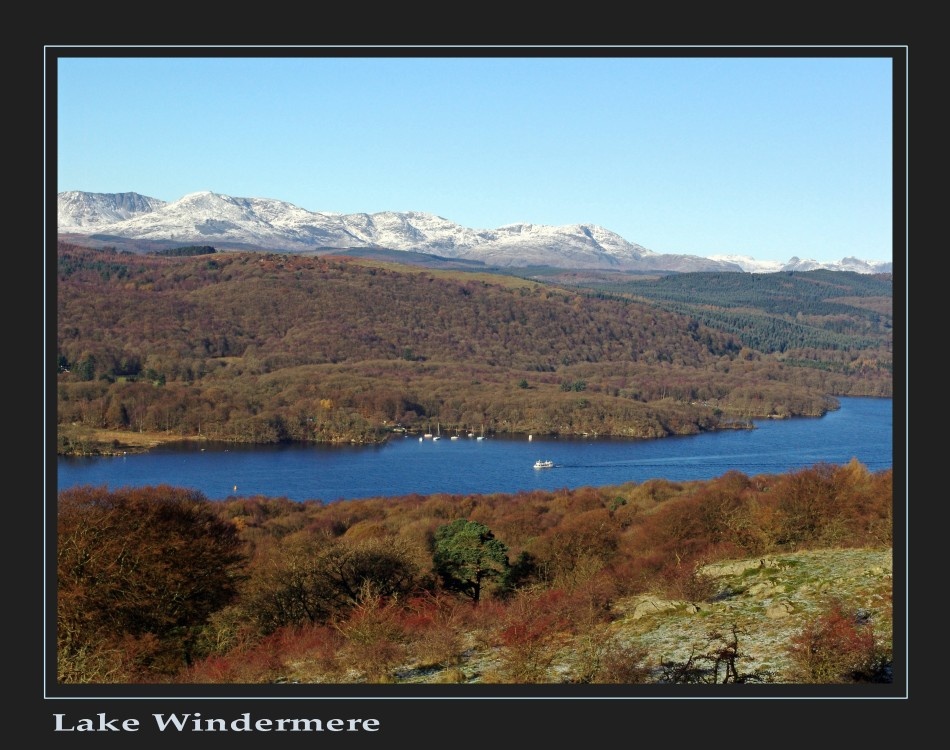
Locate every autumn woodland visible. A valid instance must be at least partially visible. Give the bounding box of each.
[56,243,892,453]
[54,242,897,686]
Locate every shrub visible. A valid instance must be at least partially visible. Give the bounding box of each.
[588,640,653,684]
[57,485,247,681]
[786,598,891,683]
[333,588,408,683]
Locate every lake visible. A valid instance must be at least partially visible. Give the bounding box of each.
[56,396,893,503]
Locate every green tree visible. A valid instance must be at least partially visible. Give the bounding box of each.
[432,519,510,604]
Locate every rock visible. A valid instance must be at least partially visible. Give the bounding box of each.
[765,601,794,619]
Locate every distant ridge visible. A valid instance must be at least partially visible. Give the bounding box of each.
[57,190,893,275]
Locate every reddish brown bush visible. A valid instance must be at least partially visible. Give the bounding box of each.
[786,598,891,683]
[590,640,653,684]
[58,485,247,682]
[333,590,408,682]
[397,593,470,668]
[491,588,572,683]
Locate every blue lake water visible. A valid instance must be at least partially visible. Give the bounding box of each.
[56,396,894,502]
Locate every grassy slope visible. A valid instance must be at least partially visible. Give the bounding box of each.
[271,547,893,685]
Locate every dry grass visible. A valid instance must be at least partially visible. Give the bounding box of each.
[57,425,204,455]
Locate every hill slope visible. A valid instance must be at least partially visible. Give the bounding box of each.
[55,242,891,454]
[340,547,894,685]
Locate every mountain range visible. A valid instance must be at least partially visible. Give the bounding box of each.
[57,190,893,275]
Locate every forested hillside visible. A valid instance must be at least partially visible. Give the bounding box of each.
[55,242,892,455]
[559,269,893,362]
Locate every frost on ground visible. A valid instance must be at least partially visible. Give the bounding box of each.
[287,547,893,685]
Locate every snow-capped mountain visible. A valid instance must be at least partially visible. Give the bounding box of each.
[57,191,892,274]
[57,191,168,228]
[707,253,893,275]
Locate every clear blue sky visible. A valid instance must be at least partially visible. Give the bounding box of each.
[53,49,897,264]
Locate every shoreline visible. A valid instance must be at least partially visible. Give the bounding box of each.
[56,419,758,458]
